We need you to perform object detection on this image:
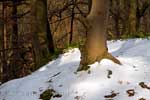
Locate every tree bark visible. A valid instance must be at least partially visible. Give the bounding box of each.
[69,0,76,45]
[78,0,121,71]
[1,2,9,82]
[31,0,54,68]
[47,18,54,53]
[36,0,49,56]
[128,0,137,34]
[10,0,22,80]
[0,16,4,82]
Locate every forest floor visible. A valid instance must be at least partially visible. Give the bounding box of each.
[1,38,150,100]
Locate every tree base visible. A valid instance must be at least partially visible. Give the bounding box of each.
[77,65,90,72]
[105,53,122,65]
[77,52,121,72]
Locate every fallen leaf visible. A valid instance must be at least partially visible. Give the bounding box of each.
[139,98,146,100]
[107,70,112,79]
[33,91,37,94]
[75,96,82,100]
[139,82,150,89]
[118,80,123,84]
[126,89,135,97]
[53,94,62,98]
[104,91,119,98]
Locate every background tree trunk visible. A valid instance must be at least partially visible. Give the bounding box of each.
[128,0,137,34]
[1,2,9,82]
[31,0,54,68]
[10,0,22,79]
[0,15,4,82]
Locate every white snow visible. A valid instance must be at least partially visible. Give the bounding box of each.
[1,38,150,100]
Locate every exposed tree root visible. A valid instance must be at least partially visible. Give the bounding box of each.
[105,52,122,65]
[77,64,90,72]
[77,52,122,72]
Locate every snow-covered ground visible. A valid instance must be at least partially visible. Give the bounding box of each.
[1,38,150,100]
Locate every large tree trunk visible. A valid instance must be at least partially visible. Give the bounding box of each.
[78,0,121,71]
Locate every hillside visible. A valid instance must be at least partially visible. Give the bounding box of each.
[0,38,150,100]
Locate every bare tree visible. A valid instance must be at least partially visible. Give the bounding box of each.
[78,0,121,71]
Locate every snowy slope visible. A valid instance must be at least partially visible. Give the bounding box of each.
[1,38,150,100]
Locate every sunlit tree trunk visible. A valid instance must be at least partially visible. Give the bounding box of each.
[78,0,121,71]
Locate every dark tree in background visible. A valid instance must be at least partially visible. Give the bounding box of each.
[0,0,55,83]
[31,0,54,68]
